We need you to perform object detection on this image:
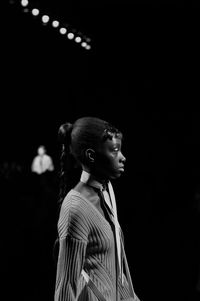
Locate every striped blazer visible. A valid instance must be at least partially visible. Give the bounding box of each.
[54,187,134,301]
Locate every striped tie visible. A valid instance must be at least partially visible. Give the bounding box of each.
[101,182,122,279]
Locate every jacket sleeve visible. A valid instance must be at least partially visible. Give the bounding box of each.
[54,195,89,301]
[118,228,141,301]
[54,236,87,301]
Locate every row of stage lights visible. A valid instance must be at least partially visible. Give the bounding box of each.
[20,0,92,50]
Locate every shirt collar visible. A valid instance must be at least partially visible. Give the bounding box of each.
[80,170,108,191]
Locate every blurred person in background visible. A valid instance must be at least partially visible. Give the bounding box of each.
[31,145,54,175]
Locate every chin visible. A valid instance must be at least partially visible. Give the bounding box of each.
[110,173,122,180]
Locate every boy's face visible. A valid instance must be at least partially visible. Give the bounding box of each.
[38,146,45,156]
[94,136,126,180]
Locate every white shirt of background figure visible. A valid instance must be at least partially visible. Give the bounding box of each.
[31,145,54,174]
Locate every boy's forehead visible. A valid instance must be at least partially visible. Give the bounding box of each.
[110,137,121,143]
[103,136,122,147]
[38,146,45,152]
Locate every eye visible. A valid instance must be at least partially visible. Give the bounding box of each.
[113,147,119,152]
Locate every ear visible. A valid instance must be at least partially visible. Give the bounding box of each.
[85,148,95,163]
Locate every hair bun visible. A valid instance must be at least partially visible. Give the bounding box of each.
[58,122,73,144]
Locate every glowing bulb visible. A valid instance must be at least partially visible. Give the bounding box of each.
[42,15,50,23]
[52,20,59,28]
[81,42,87,48]
[59,27,67,34]
[21,0,28,7]
[67,33,74,40]
[32,8,39,16]
[85,45,91,50]
[75,36,81,43]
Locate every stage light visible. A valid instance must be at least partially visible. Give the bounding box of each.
[21,0,28,7]
[75,36,81,43]
[41,15,50,24]
[86,37,91,43]
[81,42,87,48]
[59,27,67,35]
[19,1,92,50]
[32,8,40,16]
[67,33,74,40]
[52,20,59,28]
[85,45,91,50]
[23,8,29,13]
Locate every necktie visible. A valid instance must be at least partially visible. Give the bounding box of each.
[101,183,122,278]
[40,156,43,173]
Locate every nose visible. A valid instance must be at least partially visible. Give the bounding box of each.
[120,153,126,163]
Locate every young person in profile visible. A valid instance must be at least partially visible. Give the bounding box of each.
[54,117,140,301]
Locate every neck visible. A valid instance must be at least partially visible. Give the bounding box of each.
[82,169,108,186]
[80,170,109,190]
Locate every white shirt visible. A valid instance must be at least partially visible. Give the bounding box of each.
[31,154,54,174]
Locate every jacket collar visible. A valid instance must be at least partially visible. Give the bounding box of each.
[80,170,108,191]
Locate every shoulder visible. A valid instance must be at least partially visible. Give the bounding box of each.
[73,181,99,204]
[32,156,39,162]
[61,185,101,224]
[44,154,52,161]
[61,188,95,217]
[58,190,92,240]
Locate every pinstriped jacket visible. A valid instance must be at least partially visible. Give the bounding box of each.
[54,185,133,301]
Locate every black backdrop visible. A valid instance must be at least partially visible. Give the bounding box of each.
[2,2,200,301]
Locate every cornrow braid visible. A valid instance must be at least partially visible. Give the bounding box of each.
[58,145,68,205]
[58,144,81,205]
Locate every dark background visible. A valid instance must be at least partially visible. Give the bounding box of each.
[2,1,200,301]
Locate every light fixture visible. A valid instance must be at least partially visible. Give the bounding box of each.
[52,20,59,28]
[21,0,28,7]
[75,36,82,43]
[41,15,50,24]
[32,8,40,16]
[59,27,67,35]
[19,2,91,50]
[67,32,74,40]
